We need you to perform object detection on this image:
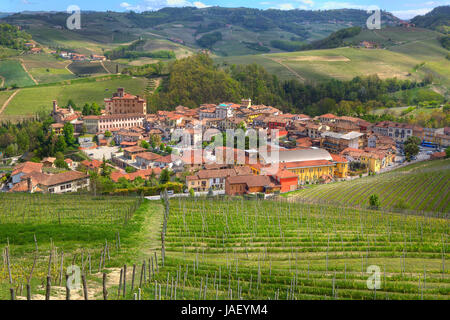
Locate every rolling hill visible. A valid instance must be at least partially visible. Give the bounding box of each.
[287,159,450,214]
[0,8,401,57]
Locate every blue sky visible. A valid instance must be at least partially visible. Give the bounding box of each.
[2,0,449,19]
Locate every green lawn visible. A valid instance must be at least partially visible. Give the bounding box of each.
[0,60,35,88]
[2,76,148,116]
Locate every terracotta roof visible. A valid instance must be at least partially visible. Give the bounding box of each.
[330,154,348,163]
[123,146,147,153]
[81,159,103,168]
[12,162,43,176]
[227,175,272,188]
[276,169,298,179]
[135,152,161,161]
[319,113,338,119]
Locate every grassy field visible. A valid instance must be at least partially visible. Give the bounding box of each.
[1,76,148,117]
[0,60,35,88]
[215,27,450,88]
[288,159,450,213]
[13,54,76,84]
[136,197,449,300]
[0,91,13,107]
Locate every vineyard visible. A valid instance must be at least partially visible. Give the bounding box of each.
[1,193,448,300]
[0,194,147,300]
[289,159,450,214]
[137,197,449,300]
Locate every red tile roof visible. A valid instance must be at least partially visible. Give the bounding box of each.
[12,162,43,176]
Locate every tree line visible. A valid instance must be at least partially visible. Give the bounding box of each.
[149,53,436,118]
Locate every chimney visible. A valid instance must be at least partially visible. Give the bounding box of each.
[53,100,58,113]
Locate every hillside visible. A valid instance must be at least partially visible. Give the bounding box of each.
[411,6,450,33]
[215,27,450,96]
[1,8,400,56]
[288,159,450,213]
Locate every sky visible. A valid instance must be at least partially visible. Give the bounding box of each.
[1,0,450,19]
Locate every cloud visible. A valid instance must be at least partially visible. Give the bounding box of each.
[193,2,209,8]
[392,8,434,19]
[319,2,372,10]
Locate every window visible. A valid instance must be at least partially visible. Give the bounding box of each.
[61,185,66,190]
[49,188,55,193]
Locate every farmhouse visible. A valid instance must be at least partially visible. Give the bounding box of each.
[225,175,280,196]
[9,171,90,194]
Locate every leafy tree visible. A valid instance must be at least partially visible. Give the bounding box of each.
[445,147,450,159]
[63,123,76,146]
[55,135,67,153]
[104,131,112,138]
[404,143,420,161]
[159,168,170,184]
[125,166,137,173]
[369,194,380,209]
[54,159,69,169]
[141,140,150,149]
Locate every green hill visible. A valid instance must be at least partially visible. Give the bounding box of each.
[411,6,450,33]
[288,159,450,213]
[1,8,400,56]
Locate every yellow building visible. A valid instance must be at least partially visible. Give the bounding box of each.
[342,148,389,173]
[252,148,349,184]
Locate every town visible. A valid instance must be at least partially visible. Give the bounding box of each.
[2,87,448,197]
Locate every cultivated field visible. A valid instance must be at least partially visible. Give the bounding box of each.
[0,194,149,300]
[0,191,448,300]
[14,54,76,84]
[0,75,148,117]
[288,159,450,214]
[138,197,449,300]
[0,60,35,87]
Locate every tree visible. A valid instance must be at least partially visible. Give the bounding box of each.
[125,166,137,173]
[404,142,419,161]
[189,188,195,197]
[104,131,112,138]
[54,159,69,169]
[63,123,76,146]
[159,168,170,184]
[369,194,380,209]
[141,140,150,149]
[445,147,450,159]
[405,136,421,146]
[55,135,67,153]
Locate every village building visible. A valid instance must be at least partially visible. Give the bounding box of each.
[104,88,147,115]
[321,131,366,153]
[225,175,281,196]
[9,171,90,194]
[83,114,145,134]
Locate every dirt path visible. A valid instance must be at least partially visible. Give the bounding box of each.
[19,58,38,85]
[100,61,111,74]
[65,61,74,75]
[0,89,20,115]
[266,57,306,82]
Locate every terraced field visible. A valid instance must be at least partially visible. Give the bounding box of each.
[137,198,449,300]
[289,159,450,214]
